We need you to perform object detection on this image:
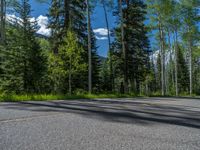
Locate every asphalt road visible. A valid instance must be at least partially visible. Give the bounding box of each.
[0,97,200,150]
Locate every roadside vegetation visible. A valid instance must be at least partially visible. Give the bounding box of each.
[0,93,141,102]
[0,0,199,101]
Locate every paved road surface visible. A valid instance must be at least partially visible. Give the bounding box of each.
[0,97,200,150]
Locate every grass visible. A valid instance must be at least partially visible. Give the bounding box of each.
[0,93,199,102]
[0,93,138,102]
[149,91,200,97]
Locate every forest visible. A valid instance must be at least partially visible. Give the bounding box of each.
[0,0,199,99]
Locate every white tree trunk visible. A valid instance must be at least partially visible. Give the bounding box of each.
[174,30,178,96]
[188,27,193,95]
[189,41,192,95]
[168,30,175,89]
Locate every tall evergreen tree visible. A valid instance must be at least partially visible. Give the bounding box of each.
[177,45,189,93]
[0,0,46,93]
[91,30,101,92]
[113,0,150,93]
[48,0,87,54]
[48,0,97,93]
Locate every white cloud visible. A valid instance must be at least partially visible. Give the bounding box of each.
[93,28,110,40]
[36,15,51,36]
[95,36,108,40]
[93,28,109,36]
[6,14,51,37]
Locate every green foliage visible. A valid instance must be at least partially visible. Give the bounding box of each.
[0,0,47,94]
[48,30,87,94]
[156,53,161,90]
[0,0,199,98]
[112,0,150,93]
[59,31,87,75]
[48,0,87,53]
[0,93,141,102]
[193,46,200,94]
[99,58,111,91]
[147,0,199,96]
[89,30,102,92]
[177,46,189,93]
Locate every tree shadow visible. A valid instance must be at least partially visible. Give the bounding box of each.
[149,96,200,100]
[1,98,200,129]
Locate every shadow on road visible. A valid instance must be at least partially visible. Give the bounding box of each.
[2,98,200,129]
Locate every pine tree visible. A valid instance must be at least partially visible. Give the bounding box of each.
[91,30,101,92]
[0,0,46,93]
[48,0,92,93]
[99,58,111,92]
[48,0,87,54]
[156,53,161,92]
[177,45,189,93]
[113,0,150,94]
[118,0,128,93]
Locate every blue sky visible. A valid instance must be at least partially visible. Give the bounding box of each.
[29,0,115,57]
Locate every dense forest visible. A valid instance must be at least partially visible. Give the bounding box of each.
[0,0,199,97]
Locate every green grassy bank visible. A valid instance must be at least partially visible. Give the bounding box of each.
[0,93,139,102]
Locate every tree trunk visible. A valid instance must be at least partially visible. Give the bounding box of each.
[69,55,72,95]
[64,0,70,29]
[0,0,5,44]
[168,30,175,89]
[174,29,178,96]
[102,0,114,92]
[158,21,165,96]
[119,0,128,93]
[189,43,192,95]
[86,0,92,93]
[188,27,192,96]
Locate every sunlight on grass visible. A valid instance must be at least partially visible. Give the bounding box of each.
[0,93,139,102]
[1,93,198,102]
